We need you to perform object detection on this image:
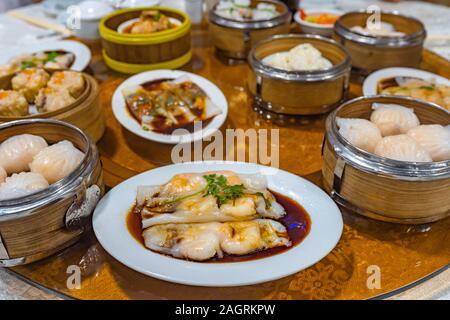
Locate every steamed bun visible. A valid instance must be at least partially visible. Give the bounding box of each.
[374,135,432,162]
[407,125,450,161]
[336,117,382,153]
[0,172,49,201]
[370,103,420,136]
[0,134,48,174]
[30,140,85,184]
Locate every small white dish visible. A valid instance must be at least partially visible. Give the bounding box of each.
[72,0,113,40]
[117,0,161,8]
[0,40,91,72]
[112,70,228,144]
[117,17,181,33]
[92,161,343,287]
[363,67,450,96]
[294,9,342,37]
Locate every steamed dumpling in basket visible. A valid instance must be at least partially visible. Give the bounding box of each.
[407,125,450,161]
[0,172,49,201]
[370,103,420,136]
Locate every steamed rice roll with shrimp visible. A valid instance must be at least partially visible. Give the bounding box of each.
[11,68,50,103]
[30,140,85,184]
[0,134,48,174]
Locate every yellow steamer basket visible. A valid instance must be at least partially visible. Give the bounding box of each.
[99,7,192,74]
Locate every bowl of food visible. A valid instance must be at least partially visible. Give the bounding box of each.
[0,119,104,266]
[333,11,426,75]
[99,7,192,74]
[247,34,351,115]
[294,8,342,37]
[363,67,450,112]
[208,0,291,61]
[322,95,450,224]
[0,68,104,142]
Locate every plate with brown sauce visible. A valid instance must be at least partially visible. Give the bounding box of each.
[92,161,343,287]
[363,67,450,112]
[112,70,228,144]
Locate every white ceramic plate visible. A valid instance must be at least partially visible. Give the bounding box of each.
[363,67,450,96]
[0,40,91,72]
[293,9,343,37]
[117,0,161,8]
[112,70,228,144]
[93,161,343,287]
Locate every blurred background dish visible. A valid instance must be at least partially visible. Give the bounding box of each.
[294,8,343,37]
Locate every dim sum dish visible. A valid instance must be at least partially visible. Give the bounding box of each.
[0,119,103,266]
[117,10,181,34]
[112,70,227,144]
[0,40,91,76]
[93,161,343,286]
[363,67,450,112]
[322,95,450,224]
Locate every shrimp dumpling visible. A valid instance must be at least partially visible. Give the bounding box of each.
[11,68,50,103]
[0,166,6,183]
[0,134,48,174]
[47,71,85,98]
[407,125,450,161]
[0,172,49,201]
[30,140,85,184]
[370,103,420,136]
[336,117,382,153]
[374,134,432,162]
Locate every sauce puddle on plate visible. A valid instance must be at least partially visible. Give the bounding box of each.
[126,191,311,263]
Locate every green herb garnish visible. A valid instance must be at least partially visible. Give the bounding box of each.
[418,86,434,90]
[20,61,36,69]
[153,12,161,21]
[255,191,271,210]
[44,51,59,63]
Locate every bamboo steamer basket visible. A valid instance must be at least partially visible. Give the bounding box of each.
[248,34,351,115]
[0,70,105,142]
[0,119,104,266]
[99,7,192,74]
[333,11,426,75]
[322,95,450,224]
[209,0,291,61]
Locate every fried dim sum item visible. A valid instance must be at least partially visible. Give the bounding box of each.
[35,87,76,112]
[30,140,85,184]
[374,134,432,162]
[143,219,291,261]
[0,90,29,116]
[47,71,85,98]
[126,10,178,34]
[0,134,48,174]
[137,171,286,228]
[11,68,50,103]
[0,172,49,201]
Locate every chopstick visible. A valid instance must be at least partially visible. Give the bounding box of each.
[7,10,72,37]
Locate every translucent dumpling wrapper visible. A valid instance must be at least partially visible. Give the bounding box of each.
[30,140,85,184]
[0,166,6,183]
[143,219,291,261]
[374,134,432,162]
[0,134,48,174]
[0,172,49,201]
[370,103,420,136]
[407,125,450,161]
[336,117,382,153]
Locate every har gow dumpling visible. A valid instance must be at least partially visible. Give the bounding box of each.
[374,134,432,162]
[370,103,420,136]
[0,172,49,201]
[0,134,48,174]
[336,117,382,153]
[407,125,450,161]
[30,140,85,184]
[0,166,6,183]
